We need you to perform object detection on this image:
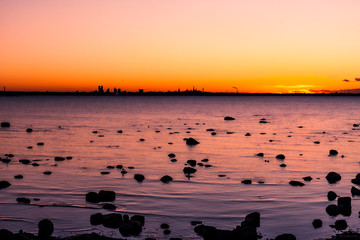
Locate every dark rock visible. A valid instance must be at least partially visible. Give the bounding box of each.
[19,159,31,164]
[351,186,360,196]
[0,229,14,239]
[86,192,100,203]
[186,138,200,145]
[206,129,215,131]
[353,124,359,127]
[242,179,252,184]
[1,158,11,163]
[43,171,52,175]
[14,175,23,179]
[198,163,204,166]
[314,141,320,144]
[187,160,197,167]
[224,116,235,120]
[116,165,123,169]
[329,149,338,156]
[54,157,65,161]
[170,159,177,162]
[102,203,116,210]
[312,219,322,229]
[38,219,54,238]
[27,146,33,149]
[326,172,341,183]
[160,175,173,183]
[32,163,39,167]
[338,197,351,216]
[131,215,145,226]
[161,223,170,229]
[351,174,360,185]
[134,174,145,182]
[139,138,145,142]
[245,133,251,136]
[218,174,226,177]
[257,153,264,157]
[100,171,110,175]
[37,142,44,146]
[90,213,103,225]
[276,154,285,160]
[289,181,304,186]
[5,154,14,158]
[204,164,212,168]
[326,204,340,216]
[191,221,202,226]
[280,164,287,168]
[123,214,130,223]
[16,197,30,204]
[303,176,312,181]
[99,190,116,202]
[163,229,171,235]
[102,213,123,228]
[66,156,72,160]
[201,159,209,162]
[117,130,123,133]
[121,170,128,175]
[274,233,296,240]
[211,132,217,136]
[168,153,176,158]
[128,166,135,169]
[335,220,347,230]
[26,128,33,133]
[107,166,115,169]
[0,181,11,189]
[245,212,260,228]
[119,223,132,237]
[183,167,197,175]
[1,122,10,128]
[327,191,337,201]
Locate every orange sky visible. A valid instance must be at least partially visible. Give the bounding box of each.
[1,0,360,93]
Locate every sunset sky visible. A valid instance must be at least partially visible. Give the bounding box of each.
[1,0,360,93]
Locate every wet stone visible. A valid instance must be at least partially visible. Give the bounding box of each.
[326,172,341,184]
[0,181,11,189]
[276,154,286,160]
[312,219,322,229]
[14,175,23,179]
[38,219,54,238]
[1,122,10,128]
[16,197,30,204]
[43,171,52,175]
[160,223,170,229]
[327,191,337,201]
[134,174,145,182]
[242,179,252,184]
[160,175,173,183]
[289,181,304,186]
[224,116,235,120]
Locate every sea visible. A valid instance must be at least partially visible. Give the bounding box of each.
[1,95,360,239]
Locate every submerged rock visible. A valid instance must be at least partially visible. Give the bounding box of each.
[274,234,296,240]
[289,181,304,186]
[187,160,197,167]
[242,180,252,184]
[102,203,116,211]
[16,197,30,204]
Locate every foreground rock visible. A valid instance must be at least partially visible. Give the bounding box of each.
[160,175,173,183]
[38,219,54,238]
[0,181,11,189]
[1,122,10,128]
[194,212,261,240]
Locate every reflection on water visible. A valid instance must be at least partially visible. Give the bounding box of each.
[1,96,360,239]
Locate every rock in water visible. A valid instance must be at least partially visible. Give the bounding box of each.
[329,149,338,156]
[134,174,145,182]
[224,116,235,120]
[183,167,197,175]
[99,190,116,202]
[186,138,200,146]
[335,220,347,230]
[289,181,304,186]
[38,219,54,238]
[326,172,341,183]
[1,122,10,128]
[327,191,337,201]
[86,192,100,203]
[0,181,11,189]
[312,219,322,229]
[160,175,173,183]
[276,154,286,160]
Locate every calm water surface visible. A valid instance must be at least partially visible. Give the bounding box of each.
[1,96,360,239]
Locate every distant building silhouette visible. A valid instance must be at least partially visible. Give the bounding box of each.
[139,89,144,93]
[98,86,104,93]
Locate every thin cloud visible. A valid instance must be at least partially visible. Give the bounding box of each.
[343,79,350,82]
[274,85,316,89]
[355,78,360,81]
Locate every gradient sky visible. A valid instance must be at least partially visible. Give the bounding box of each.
[1,0,360,93]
